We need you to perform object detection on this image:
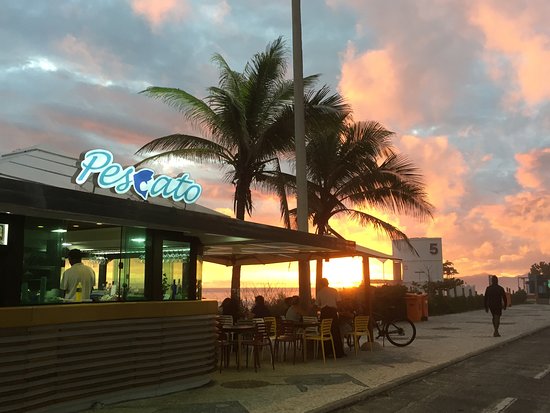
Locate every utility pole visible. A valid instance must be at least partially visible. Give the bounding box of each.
[292,0,311,306]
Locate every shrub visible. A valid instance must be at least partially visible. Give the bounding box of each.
[511,289,527,305]
[373,285,408,319]
[427,294,484,315]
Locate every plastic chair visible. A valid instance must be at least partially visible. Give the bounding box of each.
[241,318,275,372]
[304,318,335,363]
[301,315,319,336]
[274,320,303,364]
[263,316,277,339]
[215,324,235,372]
[218,314,234,327]
[347,315,373,355]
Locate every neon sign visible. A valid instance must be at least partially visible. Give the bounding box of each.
[75,149,202,204]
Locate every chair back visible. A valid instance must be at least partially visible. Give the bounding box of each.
[354,315,369,333]
[263,316,277,337]
[252,318,270,341]
[280,320,298,337]
[319,318,333,337]
[218,314,234,327]
[302,315,319,334]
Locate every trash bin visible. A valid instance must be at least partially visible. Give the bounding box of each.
[405,294,422,322]
[420,293,429,321]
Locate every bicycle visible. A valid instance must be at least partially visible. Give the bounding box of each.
[371,310,416,347]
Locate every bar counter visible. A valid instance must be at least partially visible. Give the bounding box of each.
[0,300,218,413]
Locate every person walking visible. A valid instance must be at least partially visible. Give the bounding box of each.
[60,249,95,301]
[316,278,345,357]
[484,275,507,337]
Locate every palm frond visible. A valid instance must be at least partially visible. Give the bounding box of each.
[139,87,216,130]
[135,134,234,166]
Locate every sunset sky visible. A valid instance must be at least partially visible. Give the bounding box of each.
[1,1,548,291]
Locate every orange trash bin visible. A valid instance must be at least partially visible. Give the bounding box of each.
[420,293,429,321]
[405,294,422,322]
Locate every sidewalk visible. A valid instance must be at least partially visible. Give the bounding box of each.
[82,303,550,413]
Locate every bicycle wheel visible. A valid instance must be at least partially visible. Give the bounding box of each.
[384,318,416,347]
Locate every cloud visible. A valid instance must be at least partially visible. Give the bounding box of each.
[198,0,230,25]
[515,147,550,190]
[469,1,550,110]
[56,35,130,85]
[397,134,468,212]
[335,0,479,130]
[339,44,417,129]
[130,0,191,30]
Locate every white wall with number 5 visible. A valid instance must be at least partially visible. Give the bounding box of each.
[392,238,443,284]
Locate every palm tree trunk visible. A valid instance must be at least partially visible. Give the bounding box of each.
[231,180,249,304]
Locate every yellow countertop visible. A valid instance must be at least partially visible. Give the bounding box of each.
[0,300,218,328]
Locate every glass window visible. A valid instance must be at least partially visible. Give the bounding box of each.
[17,217,199,305]
[21,217,66,305]
[162,240,191,300]
[118,227,146,301]
[20,218,148,305]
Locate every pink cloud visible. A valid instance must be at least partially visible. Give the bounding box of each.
[334,1,478,130]
[57,35,129,81]
[492,193,550,250]
[397,134,468,211]
[130,0,191,30]
[469,1,550,108]
[339,44,422,129]
[515,148,550,190]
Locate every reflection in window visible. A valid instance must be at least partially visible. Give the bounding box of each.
[162,240,191,300]
[21,217,66,305]
[20,219,147,305]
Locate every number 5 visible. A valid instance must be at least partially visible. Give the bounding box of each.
[430,243,438,255]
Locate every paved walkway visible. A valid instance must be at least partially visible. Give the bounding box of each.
[83,303,550,413]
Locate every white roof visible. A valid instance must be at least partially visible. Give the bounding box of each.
[0,146,223,216]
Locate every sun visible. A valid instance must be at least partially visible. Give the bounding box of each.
[319,257,392,288]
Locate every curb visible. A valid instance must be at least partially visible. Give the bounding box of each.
[309,325,550,413]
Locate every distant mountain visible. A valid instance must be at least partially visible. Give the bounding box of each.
[459,273,526,294]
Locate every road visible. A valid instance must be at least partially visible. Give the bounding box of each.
[332,326,550,413]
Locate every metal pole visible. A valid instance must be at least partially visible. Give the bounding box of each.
[292,0,311,306]
[292,0,307,233]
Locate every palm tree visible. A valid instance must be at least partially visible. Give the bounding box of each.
[136,37,348,301]
[275,118,434,289]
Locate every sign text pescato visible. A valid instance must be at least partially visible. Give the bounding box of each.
[76,149,202,204]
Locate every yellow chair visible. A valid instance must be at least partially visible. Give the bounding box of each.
[348,315,373,355]
[263,316,277,339]
[304,318,335,363]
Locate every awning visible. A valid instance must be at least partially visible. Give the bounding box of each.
[0,177,365,264]
[0,147,399,265]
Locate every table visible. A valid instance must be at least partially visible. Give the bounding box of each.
[221,324,256,370]
[293,321,320,329]
[292,321,320,361]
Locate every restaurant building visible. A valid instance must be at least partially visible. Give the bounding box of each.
[0,146,394,412]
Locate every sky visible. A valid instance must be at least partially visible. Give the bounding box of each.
[1,0,549,292]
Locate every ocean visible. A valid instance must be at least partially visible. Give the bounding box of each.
[202,287,311,306]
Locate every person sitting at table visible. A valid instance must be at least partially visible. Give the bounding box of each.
[251,295,271,318]
[285,295,304,322]
[220,297,240,323]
